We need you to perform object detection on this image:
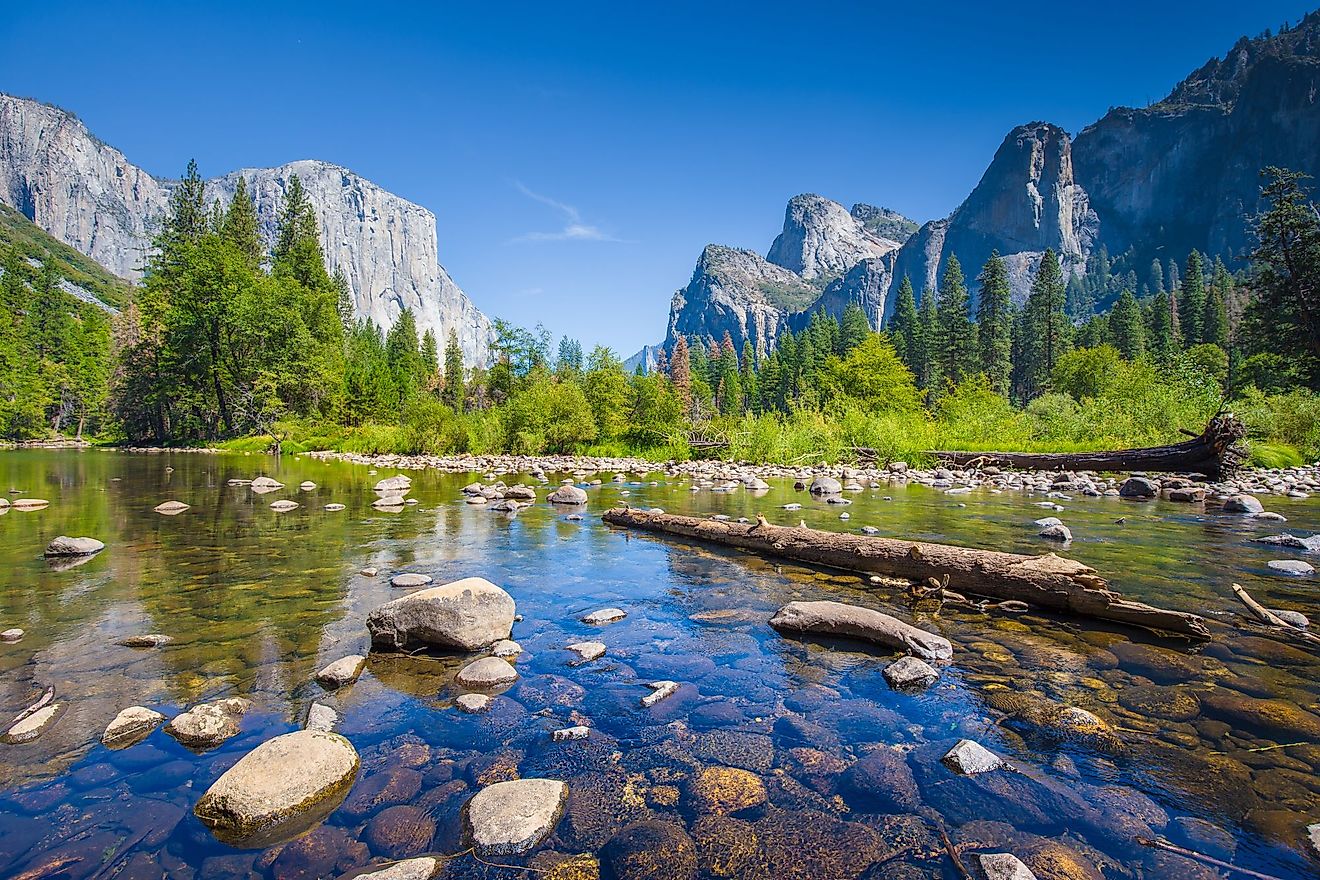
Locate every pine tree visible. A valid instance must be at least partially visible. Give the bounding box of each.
[916,289,938,390]
[222,176,262,267]
[272,175,331,290]
[333,268,354,327]
[420,329,439,383]
[1021,249,1069,398]
[164,159,208,252]
[1149,259,1165,296]
[976,251,1013,395]
[1109,290,1146,360]
[1147,290,1176,360]
[1168,289,1183,350]
[385,307,423,402]
[442,330,465,412]
[556,336,584,376]
[739,340,758,412]
[933,255,976,386]
[839,303,871,354]
[888,275,919,368]
[1203,258,1231,347]
[1179,250,1206,344]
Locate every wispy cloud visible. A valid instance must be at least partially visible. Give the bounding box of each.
[509,181,629,243]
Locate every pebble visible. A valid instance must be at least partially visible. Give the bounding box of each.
[324,503,346,511]
[389,573,433,588]
[154,500,190,514]
[269,500,299,511]
[361,567,379,576]
[2,628,25,642]
[116,634,173,648]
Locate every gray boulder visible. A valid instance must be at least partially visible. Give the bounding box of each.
[1118,477,1158,498]
[456,656,519,688]
[548,485,588,505]
[316,655,367,688]
[809,475,842,495]
[368,577,515,652]
[1224,494,1265,514]
[942,739,1005,775]
[166,698,251,750]
[979,853,1039,880]
[883,656,939,690]
[464,778,568,855]
[43,536,105,557]
[103,706,164,747]
[194,729,359,846]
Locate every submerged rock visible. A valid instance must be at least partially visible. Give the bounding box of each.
[687,766,767,816]
[606,820,697,880]
[305,703,338,732]
[103,706,164,748]
[769,600,953,661]
[43,536,104,557]
[465,778,568,855]
[456,694,492,714]
[390,572,433,588]
[979,853,1039,880]
[116,633,173,648]
[1254,533,1320,552]
[368,577,515,651]
[1267,559,1314,576]
[1199,691,1320,740]
[344,857,441,880]
[194,729,359,846]
[883,656,939,690]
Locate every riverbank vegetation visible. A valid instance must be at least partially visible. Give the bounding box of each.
[2,164,1319,467]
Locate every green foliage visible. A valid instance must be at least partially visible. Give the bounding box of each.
[933,255,977,388]
[0,202,133,310]
[820,334,922,412]
[505,374,597,453]
[976,251,1013,395]
[888,275,920,369]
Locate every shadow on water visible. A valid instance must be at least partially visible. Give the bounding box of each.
[0,449,1317,878]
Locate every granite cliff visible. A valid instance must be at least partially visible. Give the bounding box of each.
[0,94,492,363]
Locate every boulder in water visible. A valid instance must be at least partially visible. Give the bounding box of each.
[103,706,164,748]
[368,577,515,652]
[43,536,104,557]
[464,778,568,855]
[548,485,588,505]
[166,698,251,750]
[315,655,366,688]
[154,500,190,515]
[194,729,359,846]
[456,656,519,688]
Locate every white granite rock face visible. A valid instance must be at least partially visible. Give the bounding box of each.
[767,193,901,281]
[0,95,492,364]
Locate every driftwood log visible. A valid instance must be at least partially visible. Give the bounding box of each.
[603,508,1211,639]
[929,413,1247,480]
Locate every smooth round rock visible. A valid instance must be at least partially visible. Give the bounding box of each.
[299,481,317,490]
[582,608,627,625]
[116,634,173,648]
[390,573,434,588]
[270,500,300,512]
[0,628,23,642]
[11,498,49,510]
[194,730,360,847]
[315,655,366,688]
[548,485,588,505]
[3,703,62,744]
[43,536,105,557]
[465,778,568,855]
[368,577,515,652]
[154,500,190,515]
[456,657,519,689]
[324,503,346,511]
[456,693,492,714]
[103,706,165,748]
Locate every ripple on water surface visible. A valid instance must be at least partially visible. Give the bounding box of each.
[0,450,1317,878]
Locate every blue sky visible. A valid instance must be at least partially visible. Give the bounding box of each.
[2,1,1314,356]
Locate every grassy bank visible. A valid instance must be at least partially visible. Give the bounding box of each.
[212,380,1319,470]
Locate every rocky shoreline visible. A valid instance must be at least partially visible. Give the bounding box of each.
[297,449,1320,507]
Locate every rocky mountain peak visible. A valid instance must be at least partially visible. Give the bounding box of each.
[1160,11,1320,110]
[849,203,919,245]
[0,93,492,364]
[766,193,902,282]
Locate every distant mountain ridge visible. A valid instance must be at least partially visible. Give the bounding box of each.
[642,11,1320,368]
[0,94,493,363]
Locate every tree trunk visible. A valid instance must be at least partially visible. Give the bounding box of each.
[927,413,1247,479]
[602,508,1210,639]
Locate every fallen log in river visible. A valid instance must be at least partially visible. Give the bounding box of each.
[602,508,1211,639]
[928,413,1247,480]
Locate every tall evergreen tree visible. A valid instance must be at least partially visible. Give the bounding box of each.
[420,329,439,382]
[888,275,919,368]
[933,255,976,386]
[272,175,332,290]
[739,340,759,412]
[839,303,871,354]
[1109,290,1146,360]
[976,251,1013,395]
[221,175,262,267]
[442,330,465,412]
[1203,258,1231,347]
[1020,249,1069,398]
[333,268,354,327]
[1179,250,1206,344]
[916,289,938,390]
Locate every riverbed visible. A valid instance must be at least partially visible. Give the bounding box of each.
[0,449,1317,879]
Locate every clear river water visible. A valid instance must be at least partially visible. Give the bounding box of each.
[0,449,1318,879]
